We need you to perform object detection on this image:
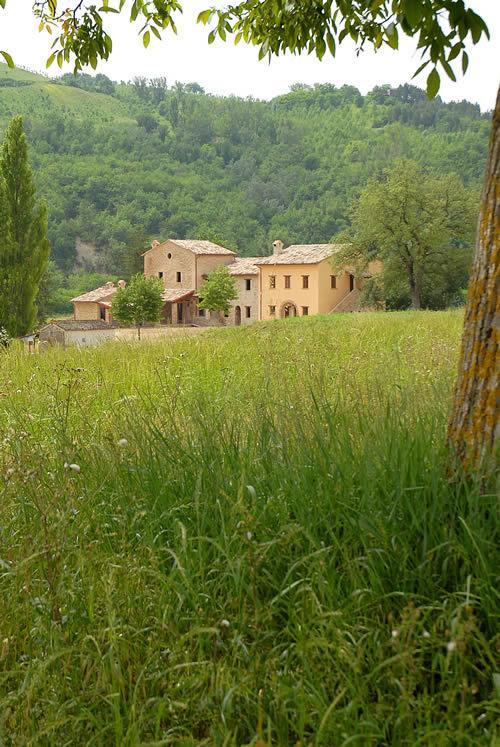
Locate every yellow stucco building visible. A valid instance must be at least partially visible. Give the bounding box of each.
[256,240,377,320]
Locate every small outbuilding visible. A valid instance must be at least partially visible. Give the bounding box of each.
[39,319,118,348]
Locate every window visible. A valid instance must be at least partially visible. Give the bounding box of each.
[302,275,309,289]
[330,275,337,289]
[302,306,309,316]
[245,306,251,318]
[269,275,276,289]
[198,308,205,317]
[99,306,106,321]
[158,271,163,279]
[245,278,251,291]
[269,305,276,316]
[176,271,182,283]
[167,252,172,259]
[284,275,291,289]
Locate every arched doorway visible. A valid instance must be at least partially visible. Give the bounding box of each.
[280,301,297,318]
[235,306,241,326]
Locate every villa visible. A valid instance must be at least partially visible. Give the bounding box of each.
[37,237,380,346]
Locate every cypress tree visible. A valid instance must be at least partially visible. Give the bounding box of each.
[0,116,50,336]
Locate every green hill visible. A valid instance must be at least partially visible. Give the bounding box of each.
[0,65,491,273]
[0,64,130,123]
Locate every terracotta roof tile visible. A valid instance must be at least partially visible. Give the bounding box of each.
[161,288,196,302]
[146,239,235,256]
[256,244,343,265]
[227,258,260,275]
[71,283,117,303]
[40,319,121,331]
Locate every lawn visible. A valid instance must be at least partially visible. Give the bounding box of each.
[0,311,497,745]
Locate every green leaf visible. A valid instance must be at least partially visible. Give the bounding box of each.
[326,31,336,56]
[143,30,150,48]
[426,68,440,98]
[405,0,423,28]
[197,9,212,25]
[461,50,469,74]
[46,52,56,69]
[411,59,430,79]
[0,50,14,68]
[386,23,398,50]
[441,59,456,82]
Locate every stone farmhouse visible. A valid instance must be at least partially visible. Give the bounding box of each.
[39,237,379,345]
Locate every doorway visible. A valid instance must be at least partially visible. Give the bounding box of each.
[280,302,297,318]
[177,303,184,323]
[235,306,241,326]
[349,274,355,292]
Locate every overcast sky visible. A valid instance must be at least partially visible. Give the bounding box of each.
[1,1,498,110]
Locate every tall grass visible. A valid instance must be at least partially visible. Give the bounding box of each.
[0,311,498,745]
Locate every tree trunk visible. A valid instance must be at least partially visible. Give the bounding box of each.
[408,263,421,309]
[447,88,499,472]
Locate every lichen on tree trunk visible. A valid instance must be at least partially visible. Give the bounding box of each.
[448,87,499,472]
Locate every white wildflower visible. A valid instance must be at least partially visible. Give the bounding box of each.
[447,640,456,653]
[422,630,431,639]
[246,531,253,541]
[64,462,81,473]
[220,619,230,628]
[391,629,399,639]
[117,438,128,448]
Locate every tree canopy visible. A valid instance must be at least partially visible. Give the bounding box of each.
[335,159,475,309]
[112,273,164,336]
[0,1,490,98]
[0,116,49,336]
[198,265,237,316]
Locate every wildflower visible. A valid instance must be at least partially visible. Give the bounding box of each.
[391,629,399,639]
[422,630,431,639]
[246,531,253,541]
[64,462,81,473]
[220,619,230,628]
[447,640,456,653]
[117,438,128,448]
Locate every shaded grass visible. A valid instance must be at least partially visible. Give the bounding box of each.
[0,312,498,745]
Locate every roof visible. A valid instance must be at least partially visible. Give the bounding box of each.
[256,244,343,265]
[71,283,117,303]
[145,239,236,256]
[227,258,260,276]
[161,288,196,302]
[40,320,120,332]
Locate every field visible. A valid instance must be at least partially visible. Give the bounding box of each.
[0,312,497,745]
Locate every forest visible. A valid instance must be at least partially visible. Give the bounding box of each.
[0,63,490,311]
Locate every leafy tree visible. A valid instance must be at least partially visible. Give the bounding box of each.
[0,116,50,336]
[36,260,66,322]
[334,160,475,309]
[111,273,164,338]
[198,265,237,320]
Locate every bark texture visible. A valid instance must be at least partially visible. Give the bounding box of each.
[448,87,499,471]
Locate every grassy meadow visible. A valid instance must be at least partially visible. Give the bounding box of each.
[0,311,498,745]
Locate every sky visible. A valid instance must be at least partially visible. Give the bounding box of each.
[0,1,498,111]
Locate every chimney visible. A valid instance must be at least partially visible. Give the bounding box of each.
[272,239,284,255]
[151,239,160,249]
[118,279,126,288]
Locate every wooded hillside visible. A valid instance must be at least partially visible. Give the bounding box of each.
[0,65,490,275]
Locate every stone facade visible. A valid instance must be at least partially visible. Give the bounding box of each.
[67,238,381,333]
